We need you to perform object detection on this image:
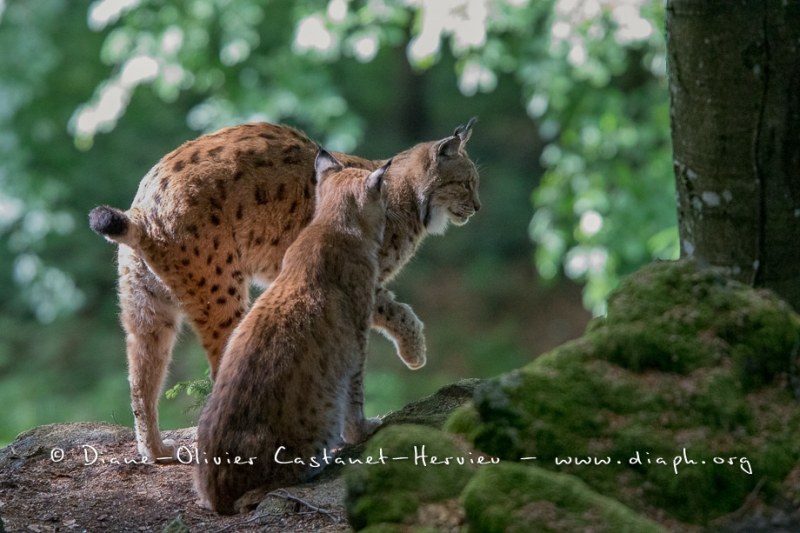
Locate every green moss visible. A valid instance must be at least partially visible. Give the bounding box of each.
[461,463,664,533]
[359,525,447,533]
[359,523,440,533]
[445,260,800,525]
[358,525,407,533]
[344,424,475,530]
[602,260,725,324]
[455,338,792,523]
[687,368,751,430]
[595,260,800,383]
[443,401,481,437]
[640,445,754,523]
[589,323,715,373]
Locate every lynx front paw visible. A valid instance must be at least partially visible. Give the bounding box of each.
[400,332,427,370]
[362,416,383,436]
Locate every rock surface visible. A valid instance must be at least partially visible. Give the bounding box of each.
[0,381,478,532]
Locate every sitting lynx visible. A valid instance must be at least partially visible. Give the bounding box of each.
[89,119,479,461]
[195,151,387,514]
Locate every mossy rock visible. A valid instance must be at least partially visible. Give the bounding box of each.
[344,424,475,530]
[380,379,481,429]
[446,259,800,525]
[359,525,443,533]
[591,259,799,386]
[461,462,664,533]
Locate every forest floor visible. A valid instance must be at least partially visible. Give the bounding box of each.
[0,424,351,532]
[0,381,479,532]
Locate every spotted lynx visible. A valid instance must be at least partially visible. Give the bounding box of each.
[195,152,387,514]
[89,119,479,461]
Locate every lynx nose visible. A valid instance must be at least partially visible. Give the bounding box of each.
[473,199,481,212]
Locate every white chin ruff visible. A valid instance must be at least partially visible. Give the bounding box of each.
[426,206,451,235]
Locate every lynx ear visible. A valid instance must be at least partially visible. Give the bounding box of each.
[452,116,477,144]
[366,158,391,195]
[435,136,462,158]
[436,117,477,159]
[314,148,343,184]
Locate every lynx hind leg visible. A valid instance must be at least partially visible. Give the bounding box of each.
[373,287,427,370]
[190,288,248,380]
[171,240,249,379]
[343,367,382,444]
[118,246,182,461]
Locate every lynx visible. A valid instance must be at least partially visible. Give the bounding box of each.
[89,119,479,461]
[195,152,387,514]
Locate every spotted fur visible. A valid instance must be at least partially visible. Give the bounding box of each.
[194,153,387,514]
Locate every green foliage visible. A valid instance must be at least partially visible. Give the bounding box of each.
[523,1,677,313]
[73,0,374,151]
[0,0,87,323]
[161,515,190,533]
[79,0,677,312]
[0,0,677,445]
[0,1,679,321]
[164,369,212,409]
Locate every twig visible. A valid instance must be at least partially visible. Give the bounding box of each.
[268,488,342,523]
[209,488,342,533]
[210,511,275,533]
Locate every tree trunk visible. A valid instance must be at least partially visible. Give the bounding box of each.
[666,0,800,310]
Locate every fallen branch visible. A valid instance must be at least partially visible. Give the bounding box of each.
[209,488,342,533]
[269,488,342,524]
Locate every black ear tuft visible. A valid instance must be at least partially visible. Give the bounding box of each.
[314,148,343,185]
[366,158,391,194]
[452,116,477,143]
[437,117,477,158]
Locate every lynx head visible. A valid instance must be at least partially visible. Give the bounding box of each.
[419,117,481,235]
[313,148,389,244]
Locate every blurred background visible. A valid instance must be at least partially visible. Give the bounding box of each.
[0,0,677,446]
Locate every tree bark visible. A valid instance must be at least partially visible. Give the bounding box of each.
[666,0,800,309]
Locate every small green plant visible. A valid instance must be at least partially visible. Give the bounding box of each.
[161,514,190,533]
[165,368,212,410]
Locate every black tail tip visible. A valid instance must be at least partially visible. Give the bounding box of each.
[89,206,128,237]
